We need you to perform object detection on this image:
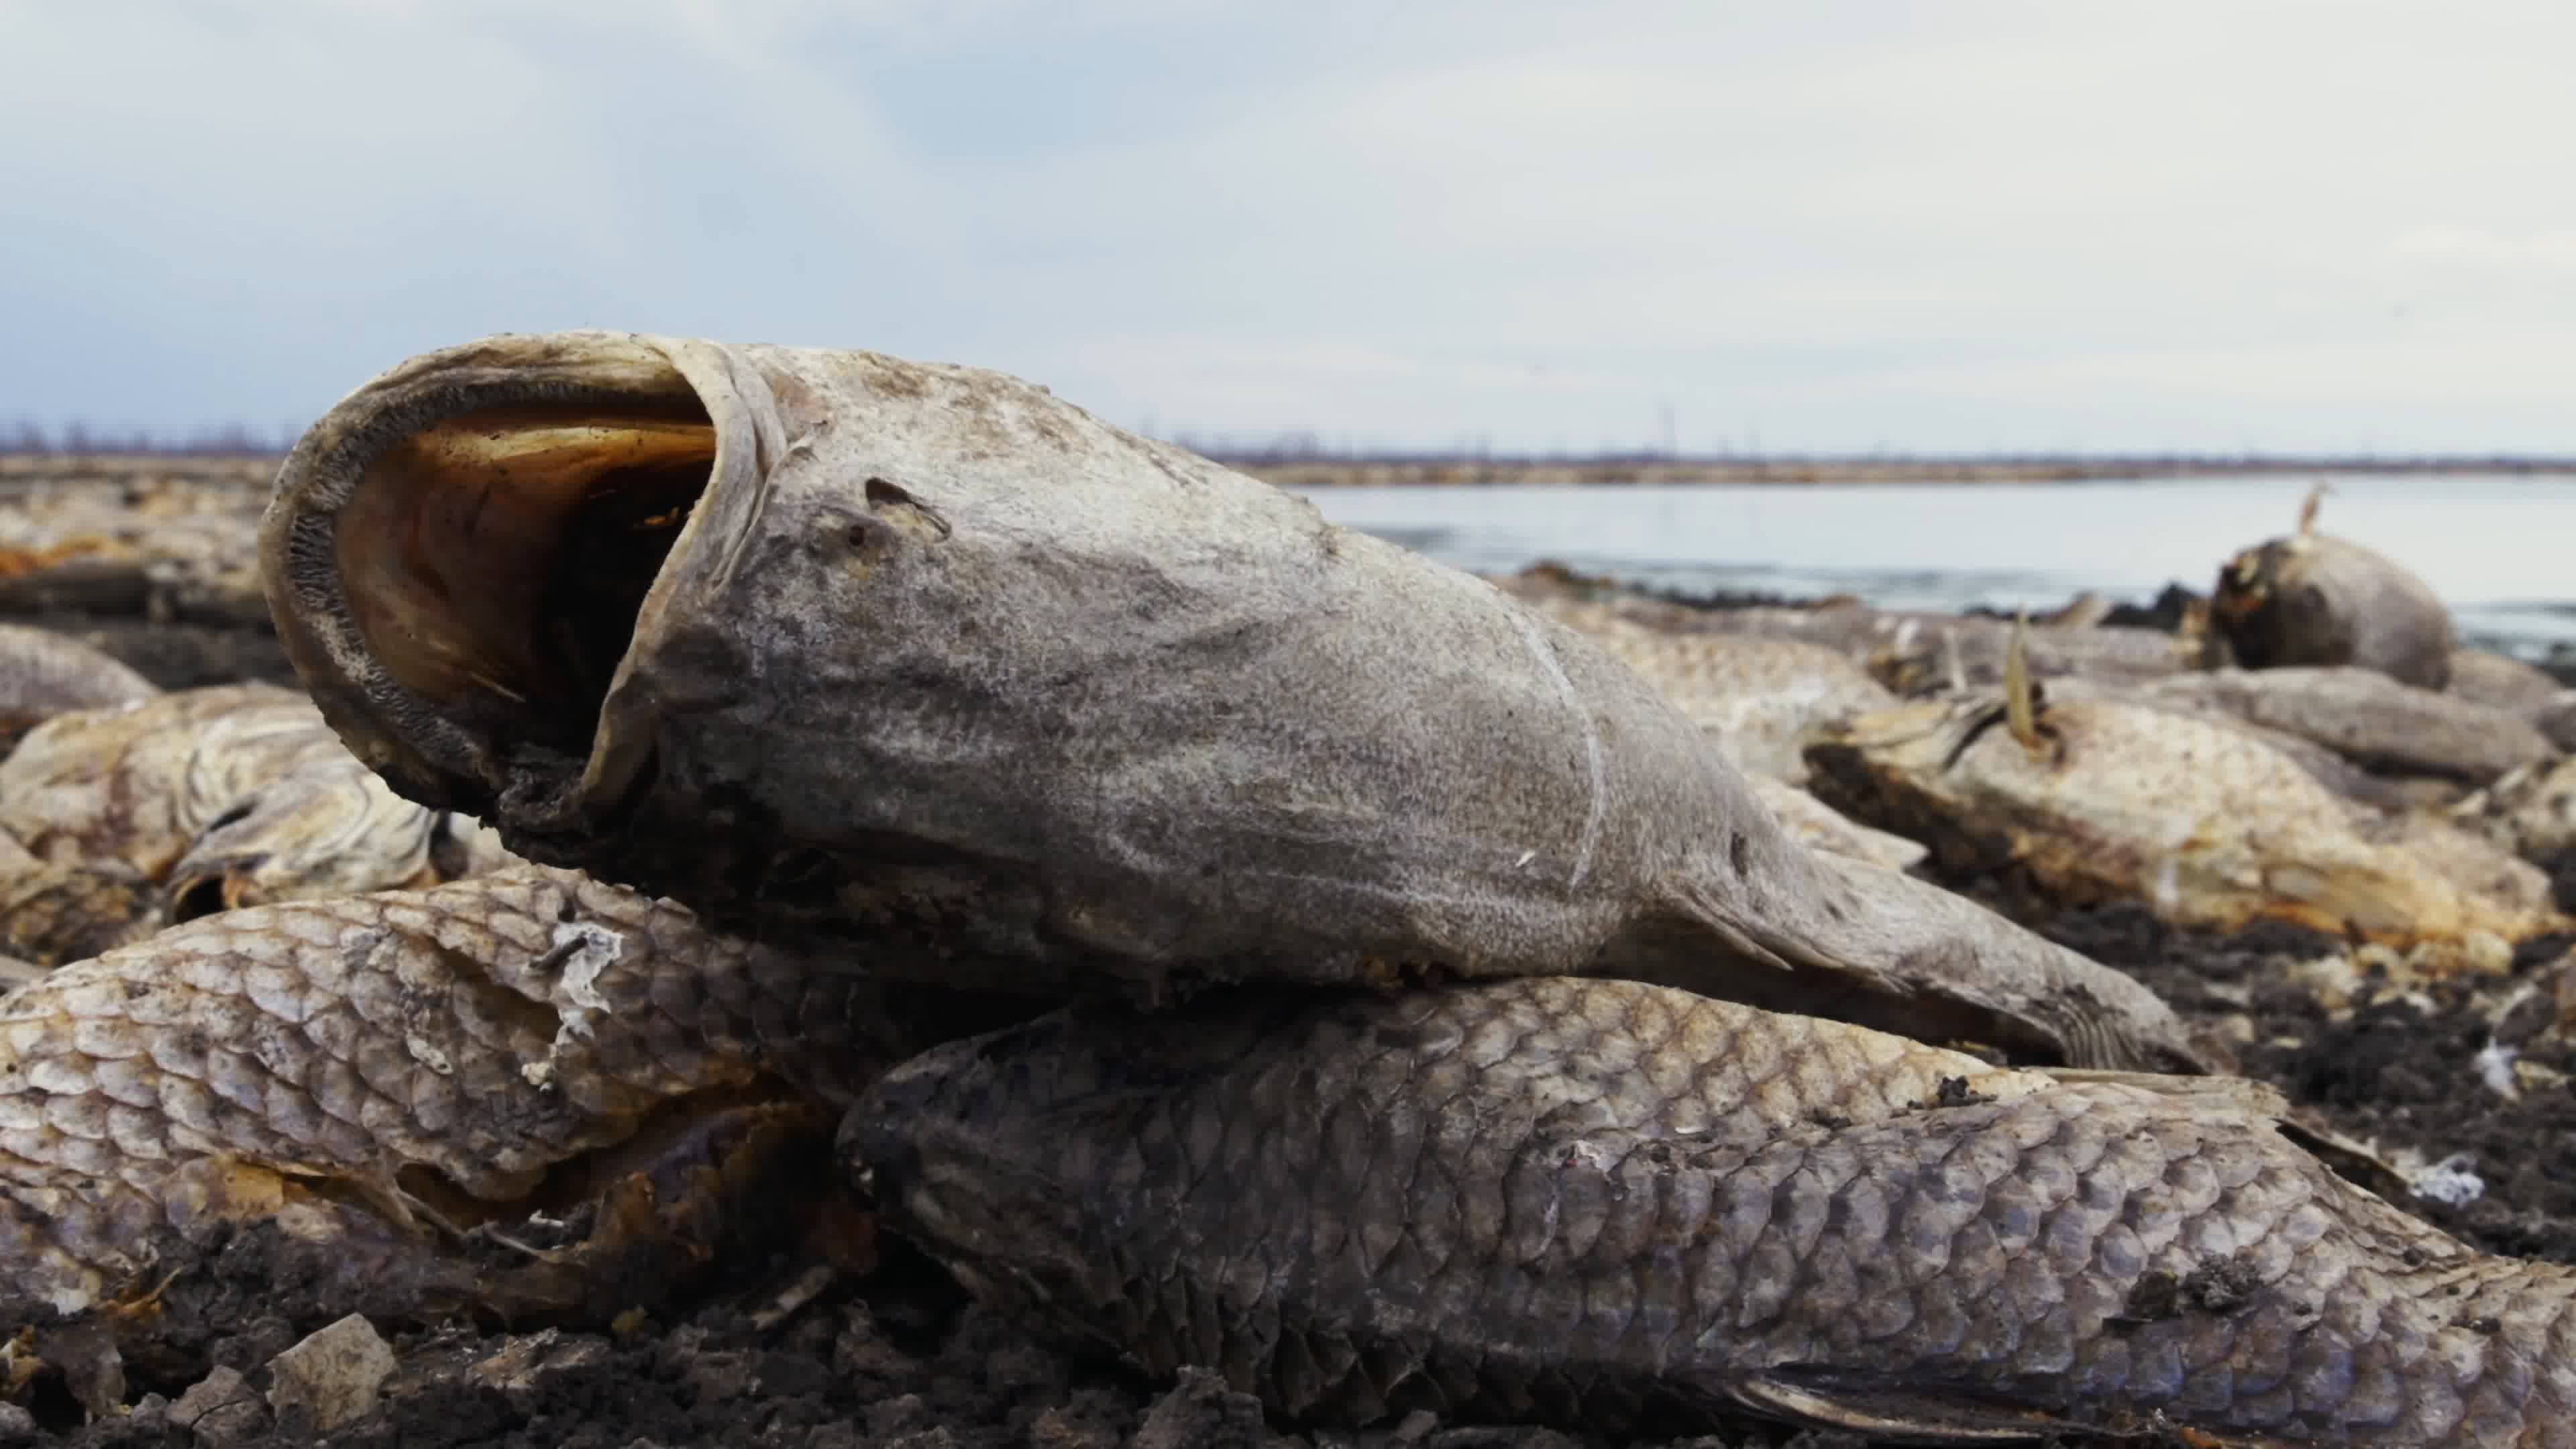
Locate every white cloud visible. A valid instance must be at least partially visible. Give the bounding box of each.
[3,0,2574,449]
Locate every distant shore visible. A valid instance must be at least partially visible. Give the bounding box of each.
[7,451,2576,491]
[1234,455,2576,488]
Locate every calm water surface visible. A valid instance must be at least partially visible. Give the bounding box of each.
[1291,475,2576,657]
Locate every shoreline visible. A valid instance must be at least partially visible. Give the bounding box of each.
[9,453,2576,492]
[1240,456,2576,488]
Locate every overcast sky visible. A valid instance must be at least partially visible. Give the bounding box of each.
[5,1,2573,453]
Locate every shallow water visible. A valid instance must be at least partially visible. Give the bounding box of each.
[1291,474,2576,657]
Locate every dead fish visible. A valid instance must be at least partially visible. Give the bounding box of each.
[2447,647,2565,714]
[1495,567,2199,696]
[2133,665,2557,788]
[1806,674,2565,967]
[0,864,947,1397]
[260,331,2204,1071]
[851,975,2576,1443]
[1503,591,1894,782]
[0,466,269,630]
[2210,525,2457,690]
[0,686,496,963]
[0,623,158,757]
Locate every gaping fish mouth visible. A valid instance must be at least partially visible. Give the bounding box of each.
[260,332,782,819]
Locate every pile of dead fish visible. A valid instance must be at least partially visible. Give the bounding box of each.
[1499,495,2576,979]
[0,333,2571,1446]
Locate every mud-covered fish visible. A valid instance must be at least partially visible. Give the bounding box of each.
[1806,683,2563,967]
[851,975,2576,1444]
[261,331,2200,1070]
[0,623,158,757]
[0,864,951,1399]
[0,685,499,964]
[2210,523,2456,690]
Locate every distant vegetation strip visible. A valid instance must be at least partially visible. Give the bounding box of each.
[5,423,2574,483]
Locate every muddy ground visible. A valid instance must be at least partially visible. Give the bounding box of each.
[12,606,2576,1449]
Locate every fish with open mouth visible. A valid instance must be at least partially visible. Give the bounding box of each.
[258,331,2201,1071]
[0,684,501,964]
[850,974,2576,1444]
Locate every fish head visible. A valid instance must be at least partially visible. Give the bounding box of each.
[262,333,792,835]
[164,758,445,919]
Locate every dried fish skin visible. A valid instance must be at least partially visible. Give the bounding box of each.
[851,975,2576,1443]
[0,686,502,963]
[1807,691,2566,961]
[262,332,2200,1071]
[0,623,157,757]
[0,865,908,1336]
[2212,533,2457,690]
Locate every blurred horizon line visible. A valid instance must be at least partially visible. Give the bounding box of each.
[5,421,2575,475]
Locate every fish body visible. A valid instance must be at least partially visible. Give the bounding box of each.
[0,623,158,755]
[851,975,2576,1444]
[0,865,917,1341]
[260,332,2199,1069]
[1807,691,2563,962]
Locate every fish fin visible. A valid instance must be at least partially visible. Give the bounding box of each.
[1658,872,1905,996]
[1728,1375,2066,1442]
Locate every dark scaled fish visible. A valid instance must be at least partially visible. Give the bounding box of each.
[851,975,2576,1446]
[260,331,2200,1071]
[0,864,965,1403]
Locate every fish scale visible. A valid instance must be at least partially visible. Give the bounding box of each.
[853,975,2576,1444]
[0,863,906,1321]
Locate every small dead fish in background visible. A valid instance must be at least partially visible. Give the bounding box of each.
[0,623,158,757]
[1807,679,2563,969]
[1503,588,1894,782]
[2209,491,2458,690]
[0,685,505,965]
[261,331,2202,1071]
[851,975,2576,1444]
[2134,664,2557,787]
